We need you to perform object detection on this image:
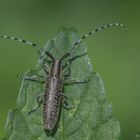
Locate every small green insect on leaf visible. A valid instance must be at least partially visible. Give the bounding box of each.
[2,27,120,140]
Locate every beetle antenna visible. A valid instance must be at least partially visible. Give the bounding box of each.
[70,22,126,52]
[0,34,38,48]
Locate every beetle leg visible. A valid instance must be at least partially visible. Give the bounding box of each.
[18,74,45,83]
[28,93,44,115]
[61,61,71,77]
[43,64,50,74]
[62,52,87,77]
[60,92,75,110]
[59,92,67,99]
[62,100,75,110]
[64,77,89,85]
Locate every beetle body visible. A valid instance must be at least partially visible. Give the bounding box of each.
[43,60,63,130]
[0,23,126,133]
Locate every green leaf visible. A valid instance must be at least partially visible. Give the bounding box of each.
[2,27,120,140]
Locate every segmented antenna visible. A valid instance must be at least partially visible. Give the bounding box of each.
[70,23,126,52]
[0,34,38,47]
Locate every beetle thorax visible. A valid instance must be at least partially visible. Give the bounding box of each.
[50,60,61,77]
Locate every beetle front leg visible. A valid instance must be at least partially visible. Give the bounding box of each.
[43,64,50,74]
[62,53,87,77]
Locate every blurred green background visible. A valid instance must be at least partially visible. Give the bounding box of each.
[0,0,139,139]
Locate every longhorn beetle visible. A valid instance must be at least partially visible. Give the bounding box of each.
[0,23,126,133]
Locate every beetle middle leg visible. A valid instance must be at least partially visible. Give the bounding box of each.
[18,74,45,83]
[64,77,89,85]
[28,92,44,115]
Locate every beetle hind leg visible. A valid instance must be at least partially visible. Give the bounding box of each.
[28,93,44,115]
[60,92,75,110]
